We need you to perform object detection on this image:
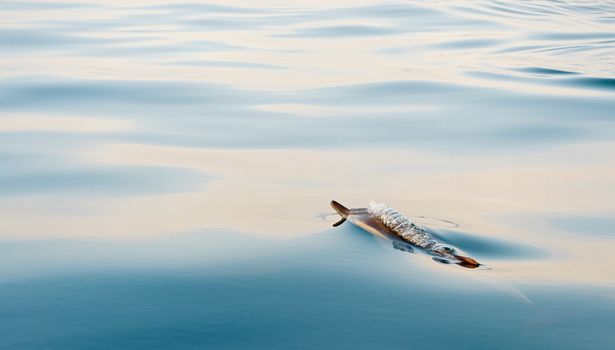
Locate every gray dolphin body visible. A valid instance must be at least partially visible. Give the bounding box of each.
[330,200,480,269]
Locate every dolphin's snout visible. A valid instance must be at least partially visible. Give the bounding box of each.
[454,254,480,269]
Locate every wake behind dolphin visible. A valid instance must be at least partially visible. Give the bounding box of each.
[330,200,481,268]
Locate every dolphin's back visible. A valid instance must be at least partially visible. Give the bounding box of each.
[367,201,437,249]
[348,212,401,241]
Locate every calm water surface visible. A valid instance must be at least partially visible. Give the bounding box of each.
[1,1,614,349]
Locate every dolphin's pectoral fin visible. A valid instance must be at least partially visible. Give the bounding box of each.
[332,217,347,227]
[393,241,414,253]
[392,241,414,253]
[432,257,452,265]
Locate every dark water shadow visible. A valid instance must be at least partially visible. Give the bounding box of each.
[1,229,614,350]
[566,76,615,90]
[551,215,615,238]
[467,69,615,93]
[0,166,208,197]
[429,228,546,260]
[514,67,579,76]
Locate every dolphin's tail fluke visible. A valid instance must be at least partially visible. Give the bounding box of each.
[332,218,346,227]
[330,200,350,227]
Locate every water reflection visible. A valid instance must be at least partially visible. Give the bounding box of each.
[0,0,614,348]
[0,166,206,197]
[1,230,614,349]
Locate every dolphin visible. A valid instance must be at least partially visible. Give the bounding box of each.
[330,200,481,269]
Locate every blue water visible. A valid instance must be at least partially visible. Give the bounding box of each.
[1,1,614,349]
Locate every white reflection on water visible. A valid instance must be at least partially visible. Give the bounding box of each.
[0,0,613,272]
[0,141,614,285]
[0,0,614,273]
[0,1,614,348]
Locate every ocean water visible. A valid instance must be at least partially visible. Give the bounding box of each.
[1,1,614,349]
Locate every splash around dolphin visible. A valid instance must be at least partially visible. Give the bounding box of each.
[330,200,481,269]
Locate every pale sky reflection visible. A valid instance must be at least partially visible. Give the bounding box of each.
[1,0,614,290]
[0,113,133,133]
[1,1,612,95]
[0,142,613,284]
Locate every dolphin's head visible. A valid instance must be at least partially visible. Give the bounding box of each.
[431,245,480,269]
[453,254,480,269]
